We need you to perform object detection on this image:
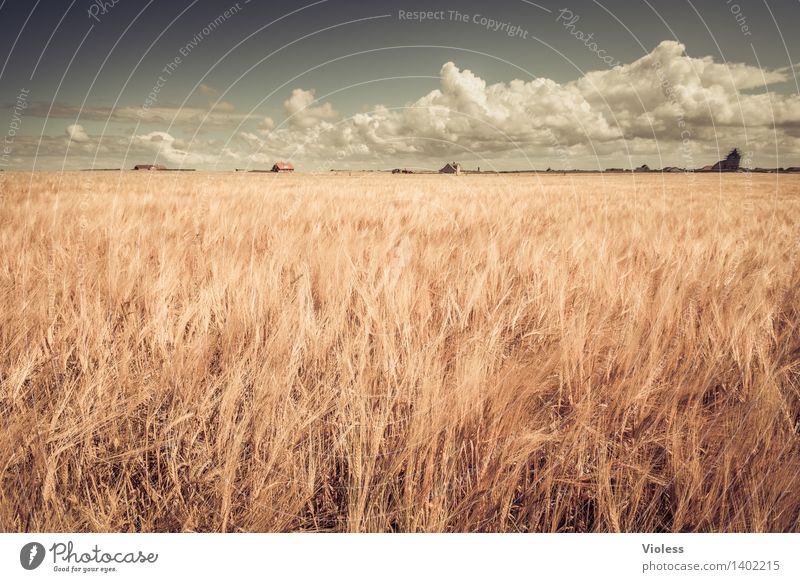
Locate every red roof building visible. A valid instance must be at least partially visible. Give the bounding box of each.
[271,162,294,172]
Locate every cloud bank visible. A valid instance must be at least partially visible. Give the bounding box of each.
[245,40,800,168]
[14,41,800,169]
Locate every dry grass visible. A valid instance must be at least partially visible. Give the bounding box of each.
[1,171,799,532]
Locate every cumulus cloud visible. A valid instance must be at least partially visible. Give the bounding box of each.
[247,40,800,168]
[65,124,90,143]
[575,40,799,137]
[251,61,618,165]
[257,116,274,133]
[283,89,338,128]
[41,40,799,170]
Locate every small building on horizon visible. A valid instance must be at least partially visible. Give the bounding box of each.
[133,164,166,171]
[439,162,462,175]
[271,162,294,172]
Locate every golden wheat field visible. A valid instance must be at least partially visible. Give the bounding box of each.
[0,171,798,532]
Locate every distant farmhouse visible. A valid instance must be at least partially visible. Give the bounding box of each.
[634,164,650,172]
[271,162,294,172]
[133,164,166,171]
[439,162,462,175]
[711,148,741,171]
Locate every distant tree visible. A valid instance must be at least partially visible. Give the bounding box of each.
[712,148,741,171]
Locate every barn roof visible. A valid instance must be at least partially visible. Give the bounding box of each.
[439,162,462,173]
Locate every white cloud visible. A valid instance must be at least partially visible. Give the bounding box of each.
[250,41,800,168]
[257,116,274,133]
[37,41,800,170]
[65,124,90,143]
[575,40,800,137]
[283,89,338,128]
